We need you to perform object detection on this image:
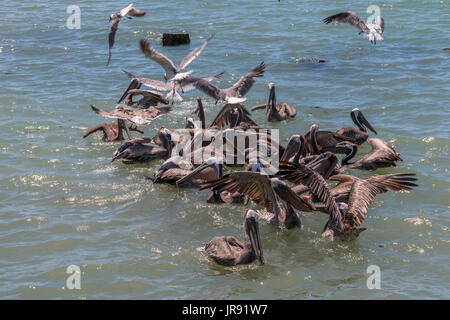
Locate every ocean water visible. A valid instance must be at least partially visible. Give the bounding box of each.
[0,0,449,299]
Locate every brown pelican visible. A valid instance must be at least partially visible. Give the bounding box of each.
[304,124,356,155]
[107,3,146,66]
[174,157,223,187]
[205,209,264,266]
[335,108,377,145]
[327,173,418,203]
[191,62,265,104]
[281,152,339,196]
[277,162,417,240]
[139,34,214,81]
[122,70,224,103]
[202,101,258,129]
[117,78,169,108]
[336,138,403,172]
[251,82,296,121]
[90,104,172,126]
[112,129,172,164]
[324,11,384,44]
[201,171,316,229]
[83,122,143,142]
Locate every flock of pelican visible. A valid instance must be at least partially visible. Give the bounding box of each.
[83,3,418,266]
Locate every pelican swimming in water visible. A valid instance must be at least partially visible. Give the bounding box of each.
[201,171,316,229]
[83,121,143,142]
[251,82,296,121]
[303,124,357,155]
[112,128,172,164]
[200,100,258,129]
[335,108,377,145]
[191,62,266,104]
[323,11,384,44]
[139,35,215,82]
[174,157,223,187]
[107,3,146,66]
[277,162,417,240]
[148,157,221,187]
[122,70,224,103]
[205,209,264,266]
[336,138,403,172]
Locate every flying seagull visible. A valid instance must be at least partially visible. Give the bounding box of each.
[107,3,146,66]
[121,70,224,103]
[139,34,215,82]
[324,11,384,44]
[191,61,266,104]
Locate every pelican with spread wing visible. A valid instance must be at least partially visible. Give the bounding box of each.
[324,11,384,44]
[201,171,315,229]
[107,3,146,65]
[122,70,224,103]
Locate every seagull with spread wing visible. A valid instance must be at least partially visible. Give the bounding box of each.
[121,69,224,103]
[139,34,214,82]
[107,3,146,66]
[192,61,266,104]
[324,11,384,44]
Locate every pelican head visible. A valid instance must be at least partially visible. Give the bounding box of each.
[175,157,221,185]
[281,134,302,162]
[244,209,264,265]
[321,141,358,166]
[350,108,377,134]
[265,82,276,114]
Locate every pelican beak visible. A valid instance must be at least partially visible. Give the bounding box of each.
[175,162,210,186]
[281,136,301,162]
[354,110,377,134]
[247,216,264,265]
[118,79,141,104]
[265,84,275,114]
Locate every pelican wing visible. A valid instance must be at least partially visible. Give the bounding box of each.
[277,161,343,232]
[91,105,171,125]
[205,236,244,266]
[140,39,177,78]
[272,181,315,212]
[354,138,402,168]
[200,172,278,212]
[127,89,169,104]
[323,11,370,34]
[176,34,215,72]
[223,61,266,98]
[344,180,387,229]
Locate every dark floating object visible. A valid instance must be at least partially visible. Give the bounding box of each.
[162,33,190,46]
[443,48,450,51]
